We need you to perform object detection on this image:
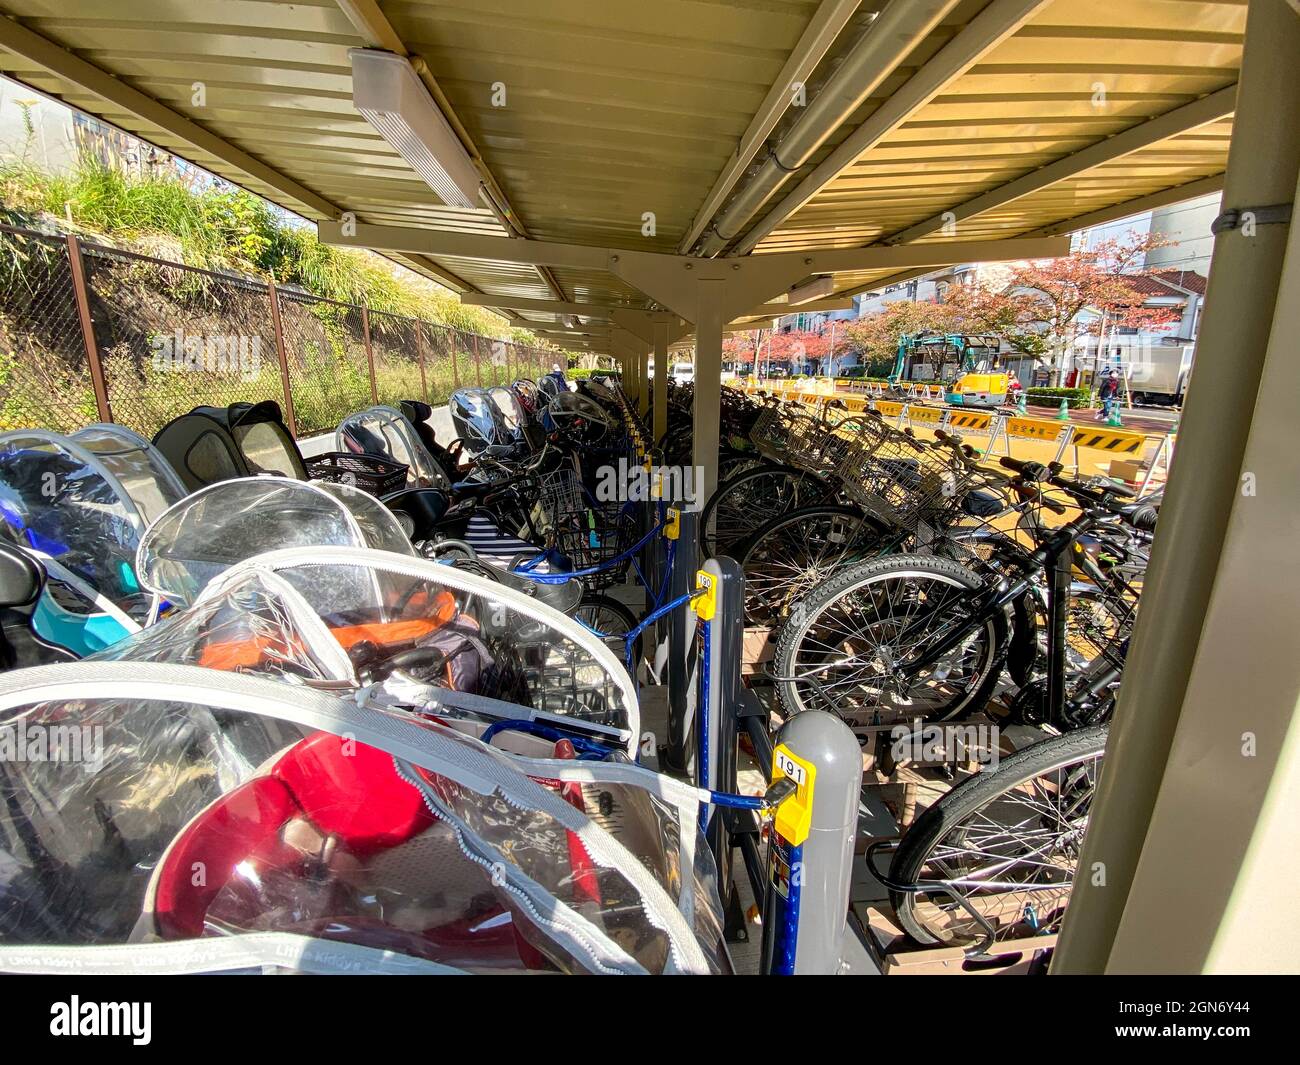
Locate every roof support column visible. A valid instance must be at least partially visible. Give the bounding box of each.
[653,320,670,444]
[635,350,650,417]
[1054,0,1300,974]
[693,279,726,507]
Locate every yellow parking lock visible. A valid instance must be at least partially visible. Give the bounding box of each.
[771,744,816,846]
[664,507,681,540]
[694,570,717,620]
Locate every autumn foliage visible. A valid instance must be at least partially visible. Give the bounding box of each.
[730,234,1182,376]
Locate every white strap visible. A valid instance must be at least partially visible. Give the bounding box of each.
[0,933,463,975]
[32,552,142,633]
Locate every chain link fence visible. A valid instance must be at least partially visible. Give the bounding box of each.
[0,223,564,439]
[0,228,99,432]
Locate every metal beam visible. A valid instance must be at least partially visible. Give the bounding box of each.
[698,0,961,255]
[732,0,1051,255]
[677,0,861,253]
[323,219,1065,283]
[461,294,623,317]
[884,85,1237,245]
[322,220,612,269]
[463,292,853,317]
[752,297,854,314]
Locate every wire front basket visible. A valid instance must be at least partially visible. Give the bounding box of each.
[537,465,636,589]
[306,452,409,496]
[748,403,797,461]
[784,412,833,470]
[834,431,977,535]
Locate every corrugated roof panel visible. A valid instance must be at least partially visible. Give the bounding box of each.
[0,0,1246,318]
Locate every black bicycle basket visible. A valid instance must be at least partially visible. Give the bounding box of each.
[306,452,409,496]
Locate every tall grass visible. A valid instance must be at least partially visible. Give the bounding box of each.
[0,155,558,348]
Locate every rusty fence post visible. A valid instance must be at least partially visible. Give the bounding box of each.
[471,333,484,387]
[66,235,113,423]
[267,280,298,437]
[361,304,378,404]
[415,321,430,405]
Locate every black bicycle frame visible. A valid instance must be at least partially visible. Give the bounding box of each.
[892,512,1100,701]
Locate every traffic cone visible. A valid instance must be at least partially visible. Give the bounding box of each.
[1015,392,1027,415]
[1106,406,1123,427]
[1056,398,1070,421]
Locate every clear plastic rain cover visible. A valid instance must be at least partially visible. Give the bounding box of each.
[136,477,414,608]
[99,546,639,750]
[0,428,178,621]
[0,663,724,975]
[336,406,449,490]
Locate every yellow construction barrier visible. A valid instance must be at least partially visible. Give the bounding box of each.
[945,409,993,431]
[906,405,944,425]
[875,400,904,418]
[1005,416,1066,442]
[1067,426,1146,455]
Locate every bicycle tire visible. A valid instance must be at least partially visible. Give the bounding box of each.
[697,462,822,559]
[888,725,1108,947]
[774,553,1008,722]
[574,593,641,669]
[736,503,890,623]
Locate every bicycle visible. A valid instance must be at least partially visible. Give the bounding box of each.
[736,428,1016,622]
[697,397,873,558]
[873,724,1107,950]
[771,457,1156,729]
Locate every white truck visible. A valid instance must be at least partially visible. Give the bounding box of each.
[1126,344,1195,406]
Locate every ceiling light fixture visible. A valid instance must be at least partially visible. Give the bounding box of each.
[350,48,482,209]
[787,276,835,305]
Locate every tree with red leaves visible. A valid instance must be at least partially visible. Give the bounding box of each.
[944,234,1179,377]
[725,327,849,374]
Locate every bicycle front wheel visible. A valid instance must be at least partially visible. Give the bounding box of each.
[737,504,889,624]
[888,725,1108,948]
[774,554,1008,723]
[697,463,821,560]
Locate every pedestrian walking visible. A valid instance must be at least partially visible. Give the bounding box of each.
[1097,370,1120,421]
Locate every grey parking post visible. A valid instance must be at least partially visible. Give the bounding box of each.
[761,710,862,975]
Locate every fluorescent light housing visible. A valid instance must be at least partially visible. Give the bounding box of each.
[350,48,481,209]
[787,275,835,305]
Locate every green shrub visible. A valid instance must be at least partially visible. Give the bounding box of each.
[1026,387,1091,409]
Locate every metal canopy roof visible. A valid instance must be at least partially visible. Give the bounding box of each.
[0,0,1243,347]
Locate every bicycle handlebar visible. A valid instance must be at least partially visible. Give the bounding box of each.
[998,456,1157,529]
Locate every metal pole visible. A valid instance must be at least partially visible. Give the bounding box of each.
[66,235,112,423]
[415,321,430,404]
[664,508,698,774]
[267,280,298,436]
[760,710,862,975]
[471,333,484,387]
[653,320,669,444]
[361,304,378,403]
[637,349,650,417]
[1055,0,1300,974]
[694,279,725,504]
